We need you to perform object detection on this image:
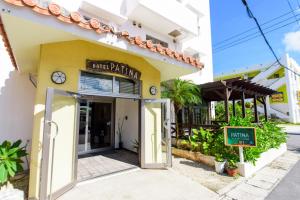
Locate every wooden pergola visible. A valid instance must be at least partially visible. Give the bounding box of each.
[200,78,278,123]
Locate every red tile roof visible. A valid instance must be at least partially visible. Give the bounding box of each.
[0,17,17,69]
[2,0,204,69]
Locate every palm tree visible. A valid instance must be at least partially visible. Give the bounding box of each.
[161,79,201,139]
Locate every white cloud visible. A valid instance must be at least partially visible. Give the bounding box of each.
[283,31,300,52]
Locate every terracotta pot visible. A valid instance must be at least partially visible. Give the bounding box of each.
[227,168,238,176]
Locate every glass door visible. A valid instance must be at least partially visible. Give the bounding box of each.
[141,99,171,168]
[40,88,80,200]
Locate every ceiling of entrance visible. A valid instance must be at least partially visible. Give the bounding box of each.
[1,13,79,73]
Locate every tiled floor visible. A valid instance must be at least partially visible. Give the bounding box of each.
[77,149,139,181]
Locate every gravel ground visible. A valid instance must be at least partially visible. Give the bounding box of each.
[171,156,240,193]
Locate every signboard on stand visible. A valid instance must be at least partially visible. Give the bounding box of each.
[224,126,257,147]
[224,126,257,163]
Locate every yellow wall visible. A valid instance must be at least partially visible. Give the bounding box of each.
[29,40,161,198]
[270,84,288,104]
[267,67,285,79]
[214,69,261,81]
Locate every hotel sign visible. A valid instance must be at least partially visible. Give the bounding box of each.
[86,60,141,80]
[224,126,257,147]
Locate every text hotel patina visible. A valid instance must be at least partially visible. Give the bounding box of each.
[86,60,141,80]
[230,132,250,139]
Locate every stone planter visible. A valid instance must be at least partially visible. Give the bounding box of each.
[0,183,24,200]
[214,160,226,174]
[238,143,287,177]
[172,147,215,167]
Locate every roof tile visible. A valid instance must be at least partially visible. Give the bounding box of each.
[2,0,205,69]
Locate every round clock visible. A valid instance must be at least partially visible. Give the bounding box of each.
[51,71,66,84]
[149,86,157,95]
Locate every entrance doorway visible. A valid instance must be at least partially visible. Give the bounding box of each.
[39,88,172,200]
[78,101,113,154]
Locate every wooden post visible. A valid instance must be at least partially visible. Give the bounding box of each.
[225,88,230,123]
[241,91,246,118]
[208,101,212,124]
[253,95,259,123]
[263,97,268,121]
[232,99,236,117]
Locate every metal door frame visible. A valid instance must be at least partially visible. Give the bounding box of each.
[77,97,115,155]
[39,88,80,200]
[140,99,171,169]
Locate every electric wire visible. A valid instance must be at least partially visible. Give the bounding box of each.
[214,14,300,52]
[286,0,300,26]
[213,9,298,47]
[214,18,299,53]
[241,0,300,77]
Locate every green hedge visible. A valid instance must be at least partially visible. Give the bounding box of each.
[178,116,287,165]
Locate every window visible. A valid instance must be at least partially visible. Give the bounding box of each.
[114,77,139,95]
[80,71,140,96]
[80,72,113,93]
[274,73,280,78]
[146,35,168,48]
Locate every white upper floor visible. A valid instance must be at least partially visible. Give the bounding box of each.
[52,0,213,68]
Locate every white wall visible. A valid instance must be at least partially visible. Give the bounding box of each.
[0,35,36,166]
[115,98,139,152]
[180,0,214,84]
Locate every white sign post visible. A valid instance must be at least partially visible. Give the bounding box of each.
[239,146,244,163]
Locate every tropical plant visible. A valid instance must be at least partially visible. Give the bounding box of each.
[0,140,27,185]
[215,153,224,162]
[214,102,253,121]
[161,79,201,139]
[175,116,287,165]
[227,159,238,169]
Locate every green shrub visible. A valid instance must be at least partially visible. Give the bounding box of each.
[226,116,287,165]
[176,116,287,165]
[0,140,27,185]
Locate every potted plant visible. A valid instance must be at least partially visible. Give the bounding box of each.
[226,159,239,177]
[132,139,139,153]
[214,153,226,174]
[0,140,27,200]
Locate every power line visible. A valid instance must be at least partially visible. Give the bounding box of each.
[214,18,299,53]
[213,9,297,47]
[241,0,300,77]
[286,0,300,27]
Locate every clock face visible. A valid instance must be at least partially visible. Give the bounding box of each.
[150,86,157,95]
[51,71,66,84]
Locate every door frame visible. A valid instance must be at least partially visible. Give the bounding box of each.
[39,88,80,200]
[77,97,115,155]
[140,99,172,169]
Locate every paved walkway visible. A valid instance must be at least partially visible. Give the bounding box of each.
[220,151,300,200]
[221,125,300,200]
[266,125,300,200]
[77,150,138,181]
[172,156,239,193]
[58,169,218,200]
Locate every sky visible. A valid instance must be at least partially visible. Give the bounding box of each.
[210,0,300,76]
